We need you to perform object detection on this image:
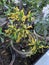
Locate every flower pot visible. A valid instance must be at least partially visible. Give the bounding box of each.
[34,30,49,42]
[10,40,33,58]
[10,40,48,65]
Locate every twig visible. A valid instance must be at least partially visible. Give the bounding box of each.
[9,52,15,65]
[0,56,4,65]
[0,18,7,27]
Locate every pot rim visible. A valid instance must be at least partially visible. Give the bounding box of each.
[10,40,33,57]
[34,30,49,41]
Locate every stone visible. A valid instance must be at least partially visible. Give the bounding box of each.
[34,50,49,65]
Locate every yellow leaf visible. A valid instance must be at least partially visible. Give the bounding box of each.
[14,7,19,11]
[27,26,33,29]
[5,29,10,34]
[32,38,36,44]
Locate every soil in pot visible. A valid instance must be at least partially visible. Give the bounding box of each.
[11,48,47,65]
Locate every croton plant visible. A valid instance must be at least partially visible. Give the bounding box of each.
[0,7,49,57]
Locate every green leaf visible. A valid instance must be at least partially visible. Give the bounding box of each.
[0,27,2,34]
[0,37,4,43]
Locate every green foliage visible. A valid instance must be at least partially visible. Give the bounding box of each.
[0,0,49,56]
[0,27,4,43]
[35,13,49,37]
[0,0,15,16]
[4,6,38,56]
[22,0,49,19]
[22,0,47,11]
